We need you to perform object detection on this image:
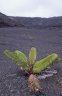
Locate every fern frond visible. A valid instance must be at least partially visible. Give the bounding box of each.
[33,53,58,73]
[29,47,36,65]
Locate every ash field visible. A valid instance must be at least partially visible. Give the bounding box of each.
[0,27,62,96]
[0,12,62,96]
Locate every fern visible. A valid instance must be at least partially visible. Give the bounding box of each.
[4,48,59,73]
[4,47,59,92]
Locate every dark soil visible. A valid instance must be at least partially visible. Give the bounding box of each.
[0,27,62,96]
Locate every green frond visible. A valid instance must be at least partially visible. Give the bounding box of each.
[4,50,19,63]
[33,53,59,73]
[4,50,28,69]
[15,50,28,68]
[29,47,36,65]
[15,50,27,62]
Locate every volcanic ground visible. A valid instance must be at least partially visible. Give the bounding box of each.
[0,27,62,96]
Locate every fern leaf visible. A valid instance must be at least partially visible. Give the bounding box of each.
[33,53,58,73]
[4,50,19,63]
[15,50,28,68]
[4,50,28,69]
[29,47,36,65]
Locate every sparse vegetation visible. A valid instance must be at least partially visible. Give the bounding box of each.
[4,47,59,92]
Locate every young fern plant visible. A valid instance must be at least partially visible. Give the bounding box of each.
[4,47,59,92]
